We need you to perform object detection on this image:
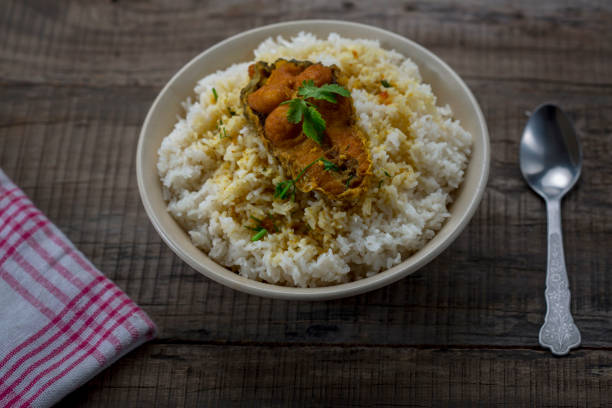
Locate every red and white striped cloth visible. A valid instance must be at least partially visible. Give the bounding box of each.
[0,170,157,408]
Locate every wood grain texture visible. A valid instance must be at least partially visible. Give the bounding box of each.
[1,0,612,406]
[56,345,612,407]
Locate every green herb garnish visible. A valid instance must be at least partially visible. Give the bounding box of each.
[345,174,355,190]
[281,80,350,145]
[297,80,351,103]
[217,119,228,139]
[245,215,276,241]
[274,156,340,201]
[275,179,296,201]
[250,228,267,241]
[281,98,326,144]
[228,107,236,116]
[212,88,218,102]
[320,158,340,172]
[381,79,392,88]
[377,170,392,188]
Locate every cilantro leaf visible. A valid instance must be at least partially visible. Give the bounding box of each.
[281,98,307,124]
[281,98,325,144]
[296,80,321,99]
[381,79,392,88]
[318,83,351,97]
[302,105,326,144]
[281,79,350,146]
[298,80,350,103]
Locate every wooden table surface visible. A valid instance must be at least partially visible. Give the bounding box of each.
[2,0,612,406]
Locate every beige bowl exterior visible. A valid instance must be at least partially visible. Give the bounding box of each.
[136,20,490,300]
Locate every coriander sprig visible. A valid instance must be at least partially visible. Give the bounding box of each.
[281,98,325,144]
[274,156,340,201]
[298,80,350,103]
[281,80,350,145]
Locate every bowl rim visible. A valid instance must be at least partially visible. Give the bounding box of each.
[136,19,490,300]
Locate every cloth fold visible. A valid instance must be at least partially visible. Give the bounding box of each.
[0,170,156,408]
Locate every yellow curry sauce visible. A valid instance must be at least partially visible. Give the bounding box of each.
[241,59,372,200]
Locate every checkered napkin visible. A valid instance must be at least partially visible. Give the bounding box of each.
[0,170,157,408]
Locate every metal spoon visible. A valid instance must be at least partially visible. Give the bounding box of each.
[519,104,582,355]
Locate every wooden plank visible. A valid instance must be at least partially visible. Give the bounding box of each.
[55,344,612,407]
[1,1,611,88]
[1,80,611,348]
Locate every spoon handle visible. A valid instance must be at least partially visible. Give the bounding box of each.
[539,198,581,355]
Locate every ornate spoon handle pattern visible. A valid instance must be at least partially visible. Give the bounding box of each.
[539,199,581,355]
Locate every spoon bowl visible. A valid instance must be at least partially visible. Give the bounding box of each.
[520,104,582,199]
[519,103,582,356]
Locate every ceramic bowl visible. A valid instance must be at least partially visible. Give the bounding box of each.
[136,20,490,300]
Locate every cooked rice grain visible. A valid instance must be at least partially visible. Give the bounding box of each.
[157,32,472,287]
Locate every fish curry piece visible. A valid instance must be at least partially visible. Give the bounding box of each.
[241,59,372,200]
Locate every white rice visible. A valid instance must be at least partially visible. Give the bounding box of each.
[157,32,472,287]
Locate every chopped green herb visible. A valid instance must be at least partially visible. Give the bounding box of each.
[275,179,296,201]
[376,170,392,188]
[301,105,326,143]
[297,80,351,103]
[212,88,218,102]
[274,156,340,201]
[250,228,267,241]
[227,107,236,116]
[345,174,355,189]
[281,80,351,145]
[282,98,305,123]
[381,79,392,88]
[245,215,276,241]
[217,119,228,139]
[320,158,340,172]
[281,98,326,144]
